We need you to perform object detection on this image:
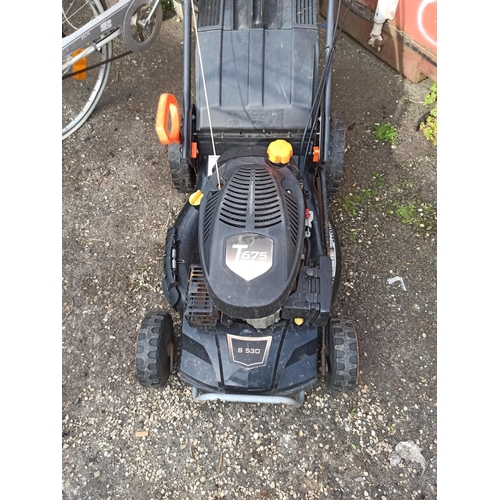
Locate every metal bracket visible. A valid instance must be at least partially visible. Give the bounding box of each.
[192,387,305,407]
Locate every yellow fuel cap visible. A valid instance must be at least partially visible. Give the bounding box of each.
[267,140,293,164]
[189,190,203,206]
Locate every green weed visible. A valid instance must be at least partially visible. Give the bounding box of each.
[161,0,174,12]
[423,82,437,107]
[339,188,377,217]
[339,197,358,217]
[420,83,437,146]
[371,171,386,187]
[373,122,397,145]
[337,175,436,233]
[393,202,419,224]
[388,201,436,228]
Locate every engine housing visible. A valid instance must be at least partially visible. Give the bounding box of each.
[199,154,305,320]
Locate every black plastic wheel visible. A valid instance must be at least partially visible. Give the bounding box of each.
[168,143,196,193]
[325,317,359,392]
[324,113,345,196]
[136,310,174,388]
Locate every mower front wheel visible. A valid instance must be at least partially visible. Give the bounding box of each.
[325,317,359,393]
[136,310,174,388]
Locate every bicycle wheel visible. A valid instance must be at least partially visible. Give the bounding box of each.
[62,0,113,140]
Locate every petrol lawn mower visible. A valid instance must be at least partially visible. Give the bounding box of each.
[135,0,359,406]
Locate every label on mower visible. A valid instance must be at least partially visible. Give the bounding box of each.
[227,334,272,368]
[225,234,273,281]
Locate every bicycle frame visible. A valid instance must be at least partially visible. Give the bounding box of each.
[62,0,160,71]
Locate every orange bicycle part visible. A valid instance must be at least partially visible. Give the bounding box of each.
[156,93,181,144]
[72,49,87,80]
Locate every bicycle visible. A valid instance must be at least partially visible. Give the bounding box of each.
[62,0,163,141]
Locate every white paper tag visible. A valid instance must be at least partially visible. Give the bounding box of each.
[207,155,220,177]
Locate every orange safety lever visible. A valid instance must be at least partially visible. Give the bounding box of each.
[156,93,181,144]
[312,146,320,163]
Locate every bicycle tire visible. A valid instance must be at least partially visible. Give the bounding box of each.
[62,0,113,140]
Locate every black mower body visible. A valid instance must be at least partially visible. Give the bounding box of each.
[148,0,354,401]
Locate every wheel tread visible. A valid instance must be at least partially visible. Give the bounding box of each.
[135,310,174,389]
[168,144,196,193]
[326,316,359,393]
[324,113,345,196]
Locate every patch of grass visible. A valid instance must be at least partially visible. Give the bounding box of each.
[339,188,377,217]
[351,189,376,205]
[391,201,420,224]
[371,171,386,187]
[339,197,358,217]
[388,201,436,228]
[362,188,376,198]
[372,122,397,146]
[420,83,437,146]
[336,172,436,233]
[423,82,437,107]
[161,0,174,12]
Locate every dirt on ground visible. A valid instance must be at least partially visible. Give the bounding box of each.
[62,11,437,500]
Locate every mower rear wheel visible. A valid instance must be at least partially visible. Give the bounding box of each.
[136,310,174,388]
[325,317,359,393]
[324,113,345,196]
[168,143,196,193]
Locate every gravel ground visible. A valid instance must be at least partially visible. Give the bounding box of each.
[58,11,441,500]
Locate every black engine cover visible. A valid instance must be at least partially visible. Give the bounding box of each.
[199,155,305,319]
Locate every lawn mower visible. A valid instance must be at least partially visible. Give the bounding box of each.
[135,0,359,406]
